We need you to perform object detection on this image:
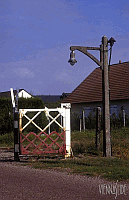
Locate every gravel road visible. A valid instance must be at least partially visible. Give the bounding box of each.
[0,148,129,200]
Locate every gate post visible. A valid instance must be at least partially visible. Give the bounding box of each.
[14,110,20,161]
[19,110,22,155]
[61,103,71,158]
[10,88,20,161]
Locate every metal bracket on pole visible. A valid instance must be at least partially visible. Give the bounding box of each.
[70,46,103,68]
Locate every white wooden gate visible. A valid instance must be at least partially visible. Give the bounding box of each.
[19,103,71,158]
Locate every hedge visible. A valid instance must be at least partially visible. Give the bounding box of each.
[0,97,45,135]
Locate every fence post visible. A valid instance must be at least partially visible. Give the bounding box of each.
[96,107,101,149]
[82,110,85,131]
[123,110,126,127]
[80,118,82,132]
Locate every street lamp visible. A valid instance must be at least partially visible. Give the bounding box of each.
[68,51,77,66]
[68,36,116,157]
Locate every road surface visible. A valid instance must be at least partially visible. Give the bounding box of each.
[0,149,129,200]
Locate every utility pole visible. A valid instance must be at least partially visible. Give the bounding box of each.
[102,36,111,157]
[68,36,115,157]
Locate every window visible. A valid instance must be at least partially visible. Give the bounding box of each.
[84,107,92,118]
[110,105,118,117]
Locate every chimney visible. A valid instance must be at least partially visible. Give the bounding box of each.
[119,60,121,63]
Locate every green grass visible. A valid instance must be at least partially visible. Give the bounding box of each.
[0,132,14,147]
[26,156,129,181]
[71,129,103,156]
[111,127,129,159]
[71,127,129,159]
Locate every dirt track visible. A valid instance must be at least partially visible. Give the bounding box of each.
[0,148,129,200]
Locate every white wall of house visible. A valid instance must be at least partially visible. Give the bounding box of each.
[71,99,129,118]
[18,90,32,98]
[109,100,129,117]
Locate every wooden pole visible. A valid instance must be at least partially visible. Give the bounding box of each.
[80,119,82,132]
[123,110,126,127]
[82,111,85,131]
[102,36,111,157]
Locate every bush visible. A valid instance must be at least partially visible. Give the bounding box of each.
[85,112,96,129]
[71,112,96,131]
[0,97,46,135]
[0,132,14,146]
[72,141,86,154]
[0,98,13,135]
[110,112,129,129]
[18,97,45,109]
[71,113,80,131]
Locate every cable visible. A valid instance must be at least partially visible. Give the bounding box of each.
[108,37,116,70]
[108,46,112,70]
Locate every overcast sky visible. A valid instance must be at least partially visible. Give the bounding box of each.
[0,0,129,95]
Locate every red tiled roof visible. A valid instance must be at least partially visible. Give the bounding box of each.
[63,61,129,103]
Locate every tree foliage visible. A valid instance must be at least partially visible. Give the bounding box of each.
[0,98,13,135]
[0,97,45,135]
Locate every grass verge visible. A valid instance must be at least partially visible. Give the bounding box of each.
[24,156,129,181]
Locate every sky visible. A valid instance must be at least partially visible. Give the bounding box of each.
[0,0,129,95]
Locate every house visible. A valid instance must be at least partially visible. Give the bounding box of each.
[0,89,33,99]
[63,61,129,118]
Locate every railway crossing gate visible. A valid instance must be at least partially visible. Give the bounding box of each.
[18,103,71,159]
[10,88,72,160]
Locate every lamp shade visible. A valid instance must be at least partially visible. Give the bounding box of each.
[68,51,77,66]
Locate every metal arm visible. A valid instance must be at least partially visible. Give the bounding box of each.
[70,46,103,68]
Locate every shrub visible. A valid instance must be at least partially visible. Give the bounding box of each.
[0,97,46,135]
[0,132,14,146]
[110,111,129,129]
[0,98,13,135]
